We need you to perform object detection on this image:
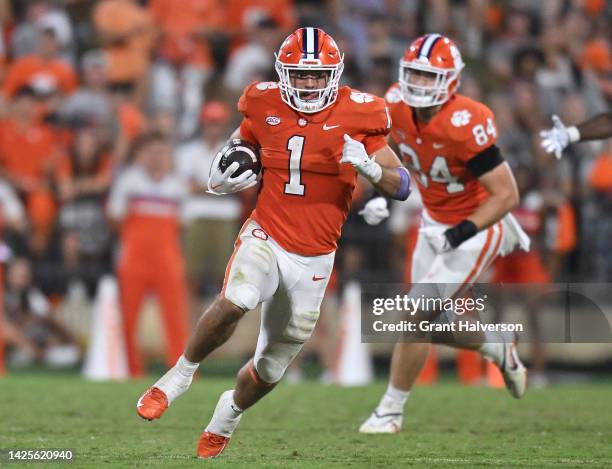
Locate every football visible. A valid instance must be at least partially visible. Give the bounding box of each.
[217,139,262,177]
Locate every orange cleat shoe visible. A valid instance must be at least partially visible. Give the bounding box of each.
[136,387,169,421]
[197,431,230,459]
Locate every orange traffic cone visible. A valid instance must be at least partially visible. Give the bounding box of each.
[486,360,505,388]
[456,350,483,385]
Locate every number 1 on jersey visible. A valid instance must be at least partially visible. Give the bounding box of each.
[285,135,305,196]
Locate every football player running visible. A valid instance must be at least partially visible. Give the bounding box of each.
[359,34,529,434]
[136,28,410,458]
[540,112,612,158]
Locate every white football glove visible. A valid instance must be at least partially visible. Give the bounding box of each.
[340,134,382,183]
[207,160,258,195]
[420,226,451,255]
[539,115,580,159]
[358,197,390,226]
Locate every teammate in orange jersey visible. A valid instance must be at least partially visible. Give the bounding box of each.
[136,27,409,458]
[358,34,530,434]
[107,132,189,377]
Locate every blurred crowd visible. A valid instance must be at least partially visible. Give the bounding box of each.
[0,0,611,370]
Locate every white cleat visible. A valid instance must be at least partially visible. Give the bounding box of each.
[500,339,527,399]
[359,409,403,434]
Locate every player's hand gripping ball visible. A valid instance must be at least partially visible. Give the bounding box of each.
[208,139,262,195]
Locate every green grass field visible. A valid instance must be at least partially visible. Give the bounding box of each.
[1,374,611,468]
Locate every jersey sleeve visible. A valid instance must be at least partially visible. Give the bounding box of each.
[237,82,255,118]
[237,82,260,145]
[456,102,499,162]
[361,96,392,155]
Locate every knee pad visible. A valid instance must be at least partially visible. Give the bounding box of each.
[253,342,303,384]
[284,309,320,343]
[224,239,276,311]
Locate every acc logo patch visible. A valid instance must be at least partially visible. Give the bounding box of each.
[266,116,281,126]
[451,110,471,127]
[350,91,375,104]
[252,229,269,240]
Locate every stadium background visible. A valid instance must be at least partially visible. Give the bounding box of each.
[0,0,611,384]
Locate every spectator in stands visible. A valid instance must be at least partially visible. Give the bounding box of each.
[175,101,239,297]
[10,0,73,61]
[107,82,147,166]
[2,25,77,99]
[107,131,189,377]
[55,128,113,297]
[224,0,295,46]
[59,50,112,129]
[3,257,80,368]
[0,86,71,254]
[580,23,612,101]
[536,25,607,119]
[148,0,223,139]
[586,142,612,280]
[92,0,155,105]
[486,7,535,82]
[223,16,280,95]
[489,92,532,168]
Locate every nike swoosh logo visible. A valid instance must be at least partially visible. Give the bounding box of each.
[433,143,444,149]
[312,275,326,281]
[323,123,340,130]
[210,183,222,190]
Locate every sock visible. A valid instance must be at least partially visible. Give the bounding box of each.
[205,390,243,437]
[176,355,200,378]
[154,355,199,403]
[479,331,504,366]
[378,383,410,414]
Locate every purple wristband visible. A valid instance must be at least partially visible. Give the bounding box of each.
[393,167,411,201]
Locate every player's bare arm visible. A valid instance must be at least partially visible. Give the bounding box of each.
[443,147,519,250]
[575,112,612,140]
[340,136,410,200]
[466,161,519,231]
[370,145,411,200]
[540,111,612,158]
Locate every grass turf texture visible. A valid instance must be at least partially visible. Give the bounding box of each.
[1,374,611,468]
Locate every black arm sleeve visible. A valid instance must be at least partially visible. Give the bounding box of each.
[466,144,504,178]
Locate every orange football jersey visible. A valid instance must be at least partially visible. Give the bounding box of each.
[385,84,498,225]
[238,81,390,256]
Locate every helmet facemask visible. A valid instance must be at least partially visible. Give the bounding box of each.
[275,57,344,113]
[399,59,463,108]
